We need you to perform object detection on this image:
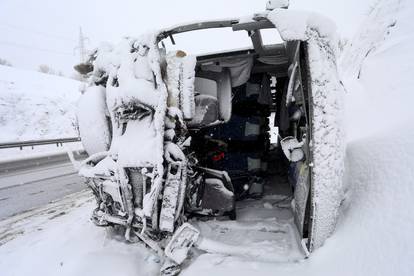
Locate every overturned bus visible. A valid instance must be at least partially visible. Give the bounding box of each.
[75,1,345,274]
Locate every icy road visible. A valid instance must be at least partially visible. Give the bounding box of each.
[0,152,86,220]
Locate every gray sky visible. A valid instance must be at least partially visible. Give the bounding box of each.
[0,0,373,75]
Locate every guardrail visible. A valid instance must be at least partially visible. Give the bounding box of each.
[0,137,81,150]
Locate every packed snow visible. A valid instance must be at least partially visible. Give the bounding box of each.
[0,191,161,276]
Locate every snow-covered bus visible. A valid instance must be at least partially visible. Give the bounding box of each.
[75,1,345,274]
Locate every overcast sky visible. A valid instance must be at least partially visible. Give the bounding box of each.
[0,0,374,75]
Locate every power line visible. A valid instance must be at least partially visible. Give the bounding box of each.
[0,40,73,56]
[0,21,76,42]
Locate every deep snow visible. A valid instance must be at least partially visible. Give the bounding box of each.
[1,0,414,275]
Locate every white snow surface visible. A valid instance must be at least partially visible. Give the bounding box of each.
[1,1,414,275]
[0,191,161,276]
[0,65,81,142]
[267,8,338,51]
[341,0,411,141]
[190,194,304,264]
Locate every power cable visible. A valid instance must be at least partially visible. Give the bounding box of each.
[0,40,73,56]
[0,21,76,42]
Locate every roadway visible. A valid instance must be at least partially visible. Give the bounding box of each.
[0,152,87,220]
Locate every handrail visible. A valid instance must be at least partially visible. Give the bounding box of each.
[0,137,81,149]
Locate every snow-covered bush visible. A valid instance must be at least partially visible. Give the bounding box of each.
[0,58,12,67]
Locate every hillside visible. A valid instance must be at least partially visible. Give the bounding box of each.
[0,65,81,142]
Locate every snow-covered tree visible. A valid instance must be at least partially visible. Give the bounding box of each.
[0,58,12,67]
[38,64,56,75]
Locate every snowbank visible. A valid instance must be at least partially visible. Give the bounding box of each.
[331,2,414,273]
[341,0,412,141]
[0,65,81,142]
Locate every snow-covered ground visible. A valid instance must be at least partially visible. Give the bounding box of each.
[0,188,304,276]
[1,0,414,275]
[0,65,81,143]
[0,191,161,276]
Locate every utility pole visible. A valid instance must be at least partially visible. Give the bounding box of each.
[74,27,89,63]
[74,27,90,84]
